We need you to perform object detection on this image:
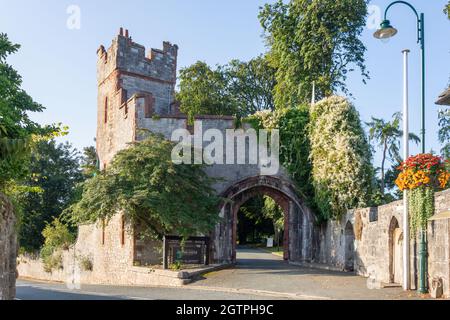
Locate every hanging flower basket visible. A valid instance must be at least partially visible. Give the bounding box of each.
[395,154,450,235]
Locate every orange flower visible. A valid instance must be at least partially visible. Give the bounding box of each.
[413,170,430,186]
[439,172,450,189]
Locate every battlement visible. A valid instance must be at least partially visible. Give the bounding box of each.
[97,28,178,86]
[96,29,181,168]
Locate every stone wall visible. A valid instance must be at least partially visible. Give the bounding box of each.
[0,193,16,300]
[17,214,189,287]
[315,189,450,297]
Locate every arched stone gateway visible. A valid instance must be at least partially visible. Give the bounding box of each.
[210,176,316,264]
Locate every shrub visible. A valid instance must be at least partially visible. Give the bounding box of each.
[79,255,93,271]
[41,249,63,273]
[40,218,75,272]
[67,134,220,240]
[309,96,374,220]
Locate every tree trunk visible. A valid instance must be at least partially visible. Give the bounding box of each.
[380,141,387,196]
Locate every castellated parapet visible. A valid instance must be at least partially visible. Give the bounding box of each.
[95,28,181,168]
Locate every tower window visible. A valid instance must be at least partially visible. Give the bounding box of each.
[104,96,108,124]
[120,215,125,246]
[144,95,154,118]
[101,219,105,245]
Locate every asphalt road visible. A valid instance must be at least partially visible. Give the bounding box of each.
[16,279,283,300]
[16,248,420,300]
[189,247,417,300]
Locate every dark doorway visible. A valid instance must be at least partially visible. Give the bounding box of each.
[236,195,285,257]
[388,217,402,284]
[344,221,355,272]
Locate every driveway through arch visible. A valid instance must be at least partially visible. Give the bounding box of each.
[210,175,316,265]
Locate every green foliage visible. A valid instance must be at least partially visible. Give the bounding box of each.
[245,105,316,212]
[309,96,374,219]
[383,162,403,200]
[259,0,369,109]
[408,186,434,237]
[80,145,98,178]
[0,33,58,189]
[40,218,75,272]
[366,113,420,197]
[176,57,276,122]
[224,56,276,115]
[177,61,236,123]
[18,140,83,252]
[79,255,93,271]
[237,196,275,244]
[170,261,182,271]
[41,248,63,273]
[445,1,450,20]
[262,196,284,232]
[438,109,450,159]
[278,106,315,206]
[67,134,220,239]
[41,218,75,250]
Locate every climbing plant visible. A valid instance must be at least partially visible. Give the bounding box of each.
[309,96,374,220]
[245,96,374,221]
[66,133,220,239]
[245,105,315,210]
[395,154,450,235]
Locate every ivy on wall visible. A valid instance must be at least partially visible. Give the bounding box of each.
[309,96,374,220]
[246,96,374,221]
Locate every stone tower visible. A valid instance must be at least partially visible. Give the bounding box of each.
[96,28,179,168]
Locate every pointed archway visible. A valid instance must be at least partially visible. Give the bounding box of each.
[211,176,316,264]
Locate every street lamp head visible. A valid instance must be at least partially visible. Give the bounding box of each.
[373,20,398,40]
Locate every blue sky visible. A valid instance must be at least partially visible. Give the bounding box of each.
[0,0,449,171]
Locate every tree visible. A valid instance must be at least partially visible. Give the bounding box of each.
[177,61,236,123]
[309,96,374,219]
[237,196,274,244]
[438,109,450,159]
[225,56,276,116]
[18,140,83,251]
[259,0,369,109]
[246,105,316,211]
[81,145,98,178]
[366,112,420,196]
[177,57,277,122]
[0,33,56,189]
[445,1,450,20]
[262,196,284,247]
[67,134,220,239]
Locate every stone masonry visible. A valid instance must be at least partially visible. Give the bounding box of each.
[16,31,450,298]
[316,189,450,297]
[0,193,17,300]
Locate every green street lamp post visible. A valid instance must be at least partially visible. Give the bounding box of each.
[373,1,427,294]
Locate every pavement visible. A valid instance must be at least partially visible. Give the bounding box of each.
[188,247,420,300]
[16,247,422,300]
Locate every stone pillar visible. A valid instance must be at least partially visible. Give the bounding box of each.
[288,201,301,262]
[0,193,17,300]
[212,203,234,264]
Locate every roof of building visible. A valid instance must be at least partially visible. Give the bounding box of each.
[436,87,450,106]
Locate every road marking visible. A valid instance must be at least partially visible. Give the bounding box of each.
[183,285,331,300]
[17,283,135,300]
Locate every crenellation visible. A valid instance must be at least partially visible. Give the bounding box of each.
[96,30,180,167]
